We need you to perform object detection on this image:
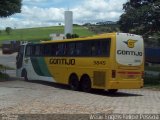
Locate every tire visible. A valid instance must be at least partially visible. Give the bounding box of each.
[108,89,118,94]
[80,76,91,92]
[69,74,79,91]
[22,70,28,81]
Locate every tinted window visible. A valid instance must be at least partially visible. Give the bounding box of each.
[44,44,52,56]
[24,38,110,57]
[100,39,110,57]
[56,43,65,56]
[67,42,76,56]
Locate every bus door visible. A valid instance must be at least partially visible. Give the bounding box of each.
[16,45,24,69]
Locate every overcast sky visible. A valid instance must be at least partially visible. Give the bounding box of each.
[0,0,127,29]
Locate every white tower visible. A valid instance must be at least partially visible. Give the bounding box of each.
[64,11,73,35]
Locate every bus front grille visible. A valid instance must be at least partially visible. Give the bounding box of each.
[93,71,105,87]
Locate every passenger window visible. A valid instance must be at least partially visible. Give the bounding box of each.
[91,41,100,56]
[39,45,44,56]
[100,39,110,57]
[51,44,58,56]
[67,43,75,56]
[75,42,82,56]
[82,41,91,56]
[44,44,52,56]
[56,43,64,56]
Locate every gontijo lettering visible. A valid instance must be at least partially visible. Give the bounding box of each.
[49,58,75,65]
[117,50,142,56]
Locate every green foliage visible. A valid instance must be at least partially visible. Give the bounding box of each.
[66,33,79,39]
[119,0,160,35]
[0,64,10,80]
[66,33,72,39]
[86,24,119,34]
[144,76,160,85]
[5,27,12,35]
[0,26,94,43]
[72,34,79,38]
[0,72,9,80]
[0,0,22,17]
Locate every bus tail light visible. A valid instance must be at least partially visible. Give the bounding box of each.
[112,70,116,78]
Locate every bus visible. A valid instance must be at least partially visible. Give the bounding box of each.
[16,33,144,93]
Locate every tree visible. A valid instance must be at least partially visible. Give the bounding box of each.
[5,27,12,35]
[0,0,22,17]
[118,0,160,35]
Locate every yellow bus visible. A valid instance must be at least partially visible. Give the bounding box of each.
[16,33,144,93]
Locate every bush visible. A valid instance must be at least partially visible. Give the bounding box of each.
[144,74,160,85]
[66,33,79,39]
[0,72,10,80]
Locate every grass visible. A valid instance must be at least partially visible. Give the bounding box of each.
[143,75,160,90]
[0,26,95,43]
[0,64,15,70]
[144,84,160,90]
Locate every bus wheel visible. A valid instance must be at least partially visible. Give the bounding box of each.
[22,70,28,81]
[69,74,79,91]
[108,89,118,94]
[80,75,91,92]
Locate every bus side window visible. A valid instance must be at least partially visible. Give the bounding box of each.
[51,43,57,56]
[44,44,52,56]
[100,39,111,57]
[56,43,64,56]
[67,42,75,56]
[81,41,91,56]
[75,42,82,56]
[91,40,100,56]
[40,45,44,56]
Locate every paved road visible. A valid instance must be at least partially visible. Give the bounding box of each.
[0,80,160,115]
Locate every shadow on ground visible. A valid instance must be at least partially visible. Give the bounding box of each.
[28,80,143,97]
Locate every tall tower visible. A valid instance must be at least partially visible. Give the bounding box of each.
[64,11,73,35]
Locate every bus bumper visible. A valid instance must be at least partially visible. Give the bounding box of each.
[106,80,144,89]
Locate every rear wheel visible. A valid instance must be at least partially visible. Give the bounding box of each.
[80,76,91,92]
[108,89,118,93]
[69,74,79,91]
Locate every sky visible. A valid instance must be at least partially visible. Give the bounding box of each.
[0,0,127,29]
